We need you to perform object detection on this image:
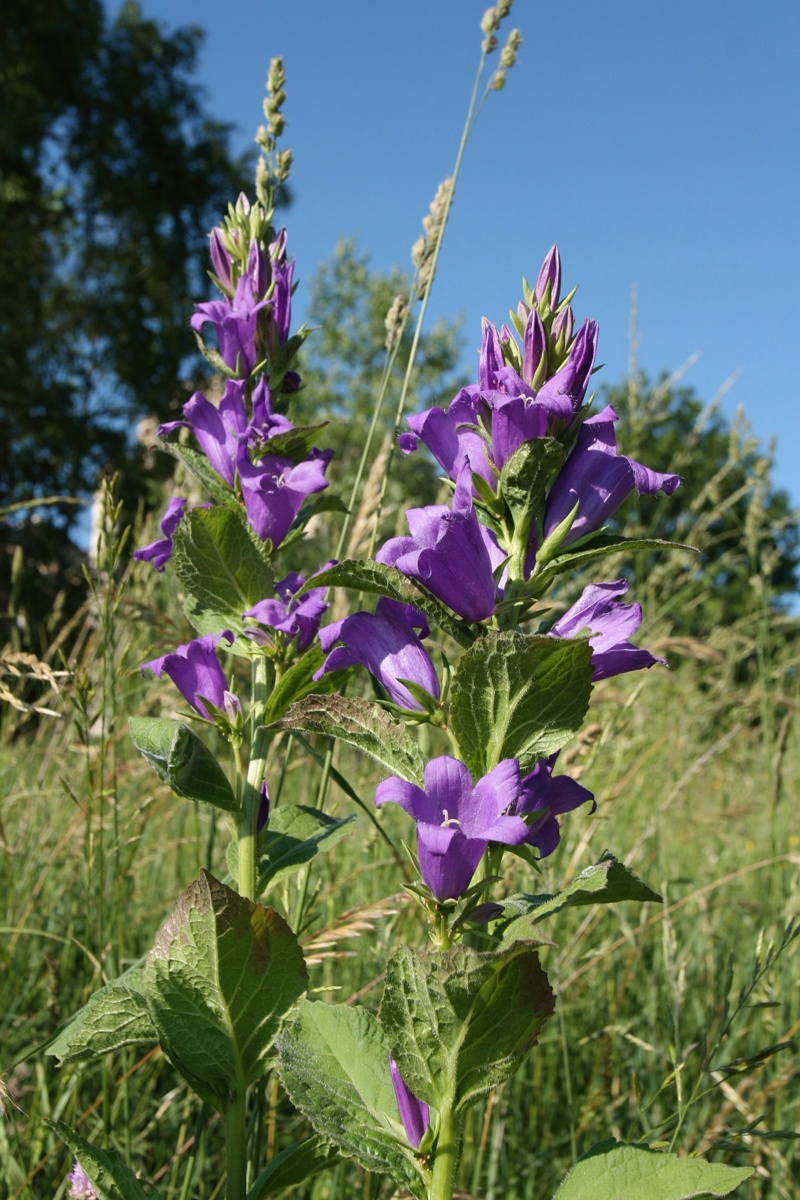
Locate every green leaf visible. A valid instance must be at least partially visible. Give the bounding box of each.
[247,1136,340,1200]
[500,437,565,547]
[552,1138,752,1199]
[276,999,428,1198]
[259,805,356,888]
[498,853,662,945]
[450,631,593,776]
[380,941,555,1114]
[46,1120,160,1199]
[261,645,343,725]
[301,560,479,648]
[171,506,274,633]
[271,693,426,786]
[47,969,156,1064]
[535,533,697,589]
[252,422,329,464]
[143,871,308,1110]
[129,717,238,812]
[157,442,240,509]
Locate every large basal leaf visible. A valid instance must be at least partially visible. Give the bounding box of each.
[276,999,427,1199]
[380,941,555,1114]
[498,853,662,945]
[300,559,479,648]
[271,693,426,786]
[47,1120,160,1199]
[449,631,593,776]
[535,533,697,589]
[500,437,565,548]
[552,1138,752,1199]
[143,871,307,1110]
[247,1135,341,1200]
[47,969,156,1064]
[171,505,274,631]
[259,805,356,889]
[129,717,238,812]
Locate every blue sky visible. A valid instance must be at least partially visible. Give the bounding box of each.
[112,0,799,506]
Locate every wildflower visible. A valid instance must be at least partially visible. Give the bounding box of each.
[543,405,680,547]
[375,756,528,901]
[389,1053,429,1149]
[133,497,186,572]
[313,599,439,712]
[68,1160,98,1199]
[550,579,665,680]
[375,464,503,623]
[238,448,333,548]
[141,631,234,721]
[515,753,595,857]
[244,571,329,653]
[191,271,268,377]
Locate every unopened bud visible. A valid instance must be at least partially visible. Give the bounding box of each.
[223,691,243,724]
[257,782,270,833]
[209,228,233,290]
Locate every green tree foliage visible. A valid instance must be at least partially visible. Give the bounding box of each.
[0,0,250,521]
[600,373,799,638]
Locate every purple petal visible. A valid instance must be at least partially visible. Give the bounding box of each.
[388,1053,429,1149]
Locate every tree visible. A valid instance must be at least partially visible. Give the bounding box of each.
[0,0,251,522]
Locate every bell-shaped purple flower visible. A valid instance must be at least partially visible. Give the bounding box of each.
[313,598,439,711]
[400,386,494,487]
[244,571,329,653]
[515,753,595,858]
[375,756,529,901]
[141,631,234,721]
[551,579,665,681]
[159,381,249,488]
[133,497,187,572]
[191,273,268,377]
[389,1053,429,1149]
[544,405,680,547]
[535,318,599,421]
[238,448,333,548]
[375,464,503,622]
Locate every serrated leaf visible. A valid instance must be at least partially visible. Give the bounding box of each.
[552,1138,752,1199]
[46,1120,160,1199]
[158,442,240,509]
[276,999,427,1198]
[143,871,307,1110]
[270,693,426,786]
[450,631,593,776]
[47,969,156,1064]
[129,718,238,812]
[500,437,565,546]
[252,422,329,464]
[261,645,342,725]
[259,805,356,888]
[380,941,554,1114]
[300,560,479,648]
[182,593,254,655]
[247,1135,341,1200]
[535,533,697,589]
[498,853,662,945]
[171,506,274,632]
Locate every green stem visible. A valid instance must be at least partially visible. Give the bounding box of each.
[224,1092,247,1200]
[238,655,273,901]
[429,1108,459,1200]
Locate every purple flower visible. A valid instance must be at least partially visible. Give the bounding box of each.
[133,497,187,572]
[389,1053,429,1149]
[401,386,494,487]
[544,405,680,547]
[191,272,268,377]
[515,753,595,858]
[535,318,599,421]
[159,381,249,488]
[141,631,234,720]
[313,598,439,711]
[551,579,665,681]
[68,1160,98,1200]
[376,464,504,623]
[375,756,529,901]
[534,244,561,310]
[244,571,329,653]
[209,228,233,291]
[238,448,333,548]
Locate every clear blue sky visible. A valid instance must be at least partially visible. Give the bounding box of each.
[111,0,800,507]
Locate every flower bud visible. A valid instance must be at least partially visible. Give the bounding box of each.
[522,307,547,388]
[534,244,561,312]
[223,690,243,724]
[247,238,269,299]
[209,228,233,291]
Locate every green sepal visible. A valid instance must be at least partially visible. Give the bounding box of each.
[46,1120,161,1199]
[497,852,662,945]
[143,871,308,1111]
[449,630,593,776]
[552,1138,752,1199]
[380,941,555,1114]
[270,693,426,786]
[276,999,429,1199]
[129,717,238,812]
[298,560,480,648]
[46,968,156,1064]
